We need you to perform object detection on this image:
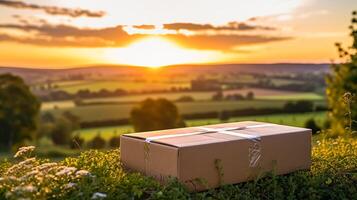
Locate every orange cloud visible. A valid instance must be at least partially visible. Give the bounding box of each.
[0,21,291,51]
[0,0,105,18]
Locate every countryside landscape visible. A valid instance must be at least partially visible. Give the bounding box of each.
[0,0,356,199]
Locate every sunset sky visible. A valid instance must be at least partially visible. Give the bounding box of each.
[0,0,355,68]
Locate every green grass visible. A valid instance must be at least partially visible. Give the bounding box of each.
[55,80,190,94]
[45,99,325,122]
[83,91,215,103]
[259,93,324,100]
[188,111,327,127]
[75,125,133,141]
[1,137,356,199]
[76,112,327,141]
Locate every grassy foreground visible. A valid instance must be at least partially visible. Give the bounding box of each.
[0,137,356,200]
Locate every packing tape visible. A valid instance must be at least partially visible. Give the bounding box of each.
[143,124,274,174]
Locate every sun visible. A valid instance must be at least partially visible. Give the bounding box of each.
[103,36,218,68]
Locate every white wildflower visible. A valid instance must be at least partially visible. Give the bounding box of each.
[20,170,40,181]
[6,158,36,175]
[14,146,35,158]
[55,167,77,176]
[76,170,90,176]
[64,182,77,189]
[91,192,107,199]
[36,162,58,171]
[14,185,37,193]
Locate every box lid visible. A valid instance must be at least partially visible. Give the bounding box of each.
[122,121,310,148]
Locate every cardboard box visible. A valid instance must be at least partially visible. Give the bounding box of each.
[120,121,311,191]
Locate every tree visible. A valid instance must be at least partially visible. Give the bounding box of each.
[326,11,357,134]
[51,117,73,146]
[0,74,41,150]
[130,98,186,132]
[305,119,321,134]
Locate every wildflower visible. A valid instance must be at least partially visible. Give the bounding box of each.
[64,182,76,189]
[14,185,37,193]
[14,146,35,158]
[76,169,90,176]
[91,192,107,199]
[55,167,77,176]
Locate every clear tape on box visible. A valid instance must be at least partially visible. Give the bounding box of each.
[143,124,274,175]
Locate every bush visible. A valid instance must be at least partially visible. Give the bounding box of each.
[284,100,314,113]
[88,134,106,149]
[51,117,73,146]
[305,118,321,134]
[109,135,121,148]
[326,11,357,135]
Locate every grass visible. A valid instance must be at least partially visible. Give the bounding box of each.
[1,137,356,199]
[76,112,327,141]
[259,93,324,100]
[54,80,190,94]
[45,100,326,122]
[188,111,327,127]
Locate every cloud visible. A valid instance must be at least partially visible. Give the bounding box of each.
[0,22,290,51]
[162,22,275,31]
[0,0,105,18]
[133,25,156,30]
[166,34,289,51]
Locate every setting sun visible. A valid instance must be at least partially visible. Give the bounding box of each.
[103,37,219,68]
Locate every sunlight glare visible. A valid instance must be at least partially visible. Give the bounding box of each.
[103,37,219,68]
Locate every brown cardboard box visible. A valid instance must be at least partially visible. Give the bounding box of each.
[120,121,311,191]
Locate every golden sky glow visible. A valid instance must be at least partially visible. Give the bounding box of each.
[0,0,355,68]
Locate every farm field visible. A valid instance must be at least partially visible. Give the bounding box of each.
[80,88,324,103]
[53,80,190,93]
[45,99,326,122]
[76,111,327,141]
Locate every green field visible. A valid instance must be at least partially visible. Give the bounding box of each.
[54,80,190,94]
[76,111,327,141]
[46,99,326,122]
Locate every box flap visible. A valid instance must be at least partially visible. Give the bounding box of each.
[122,121,310,148]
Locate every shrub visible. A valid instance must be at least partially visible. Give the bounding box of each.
[109,136,121,148]
[89,134,106,149]
[51,117,73,146]
[284,100,314,113]
[326,11,357,135]
[305,118,321,134]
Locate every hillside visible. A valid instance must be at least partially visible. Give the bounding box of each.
[0,63,329,83]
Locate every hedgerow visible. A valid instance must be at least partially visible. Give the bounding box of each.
[0,137,356,199]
